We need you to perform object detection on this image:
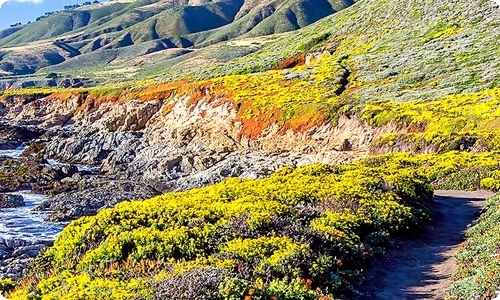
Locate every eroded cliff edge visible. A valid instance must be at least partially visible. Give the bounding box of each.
[0,93,405,192]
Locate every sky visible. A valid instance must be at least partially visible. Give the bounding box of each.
[0,0,86,30]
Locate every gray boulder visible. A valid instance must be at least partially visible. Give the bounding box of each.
[0,194,24,209]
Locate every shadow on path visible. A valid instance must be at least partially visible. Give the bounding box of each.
[354,190,495,300]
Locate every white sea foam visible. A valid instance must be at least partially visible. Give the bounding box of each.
[0,191,63,240]
[0,150,63,240]
[0,148,22,159]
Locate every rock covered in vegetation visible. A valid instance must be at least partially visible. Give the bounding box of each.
[9,151,500,299]
[0,238,53,280]
[0,155,81,193]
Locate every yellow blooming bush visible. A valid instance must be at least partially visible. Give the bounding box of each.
[9,158,437,299]
[0,278,15,294]
[6,151,500,299]
[364,88,500,153]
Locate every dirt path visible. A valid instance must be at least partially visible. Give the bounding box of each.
[354,190,495,300]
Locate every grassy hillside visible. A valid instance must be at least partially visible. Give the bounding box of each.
[0,0,355,75]
[0,0,499,298]
[448,193,500,299]
[71,0,496,94]
[1,0,498,144]
[0,26,25,39]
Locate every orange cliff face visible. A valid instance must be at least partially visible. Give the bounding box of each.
[0,83,406,161]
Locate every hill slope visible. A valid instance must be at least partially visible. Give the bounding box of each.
[0,0,355,75]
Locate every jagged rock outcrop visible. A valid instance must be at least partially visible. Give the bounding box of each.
[0,93,407,194]
[37,177,159,221]
[0,238,53,280]
[0,121,45,148]
[0,154,82,193]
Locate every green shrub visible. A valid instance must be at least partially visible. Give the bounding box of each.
[447,195,500,299]
[0,278,15,294]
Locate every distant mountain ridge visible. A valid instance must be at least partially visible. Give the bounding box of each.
[0,0,355,75]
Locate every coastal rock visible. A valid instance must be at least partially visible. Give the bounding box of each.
[0,121,45,143]
[0,194,25,209]
[38,179,159,221]
[44,129,143,165]
[0,141,20,150]
[0,94,379,200]
[0,238,53,280]
[0,153,85,194]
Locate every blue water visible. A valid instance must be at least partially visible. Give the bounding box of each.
[0,149,65,240]
[0,191,63,240]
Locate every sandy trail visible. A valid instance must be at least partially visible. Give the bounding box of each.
[355,190,495,300]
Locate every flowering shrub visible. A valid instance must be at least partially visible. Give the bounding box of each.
[365,88,500,154]
[7,150,500,299]
[8,159,436,299]
[0,278,15,294]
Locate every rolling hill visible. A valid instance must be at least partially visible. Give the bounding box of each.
[0,0,355,76]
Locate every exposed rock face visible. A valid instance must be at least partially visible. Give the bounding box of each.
[0,87,409,275]
[0,194,24,209]
[0,121,45,148]
[0,94,406,194]
[0,238,53,280]
[37,177,159,221]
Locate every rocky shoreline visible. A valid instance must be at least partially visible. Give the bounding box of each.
[0,194,24,210]
[37,177,159,222]
[0,154,160,279]
[0,238,53,281]
[0,122,162,279]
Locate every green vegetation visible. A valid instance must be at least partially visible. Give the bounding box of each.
[0,0,355,76]
[363,88,500,153]
[0,0,498,298]
[1,0,495,144]
[448,194,500,299]
[7,151,500,299]
[8,157,434,299]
